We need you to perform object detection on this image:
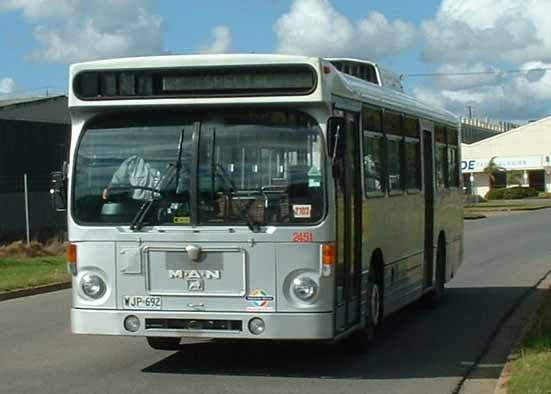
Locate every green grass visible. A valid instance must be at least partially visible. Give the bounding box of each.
[0,256,70,293]
[508,289,551,394]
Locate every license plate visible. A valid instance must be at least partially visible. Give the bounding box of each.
[123,295,162,310]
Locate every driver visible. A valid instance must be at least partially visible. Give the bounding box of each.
[102,155,161,201]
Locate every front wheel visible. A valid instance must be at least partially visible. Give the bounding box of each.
[146,337,181,351]
[345,265,383,352]
[422,240,446,308]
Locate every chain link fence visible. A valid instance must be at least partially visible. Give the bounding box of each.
[0,174,66,244]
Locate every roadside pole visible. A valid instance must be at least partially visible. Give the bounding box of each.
[24,173,30,245]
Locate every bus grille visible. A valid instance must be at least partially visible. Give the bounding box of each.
[145,318,242,332]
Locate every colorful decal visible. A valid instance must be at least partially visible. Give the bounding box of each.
[292,231,314,243]
[246,289,274,311]
[292,204,312,218]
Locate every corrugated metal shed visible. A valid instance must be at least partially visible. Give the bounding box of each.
[0,95,69,124]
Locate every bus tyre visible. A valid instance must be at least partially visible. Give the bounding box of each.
[346,268,383,352]
[146,336,181,351]
[422,240,446,309]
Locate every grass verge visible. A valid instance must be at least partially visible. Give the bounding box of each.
[0,256,70,293]
[508,287,551,394]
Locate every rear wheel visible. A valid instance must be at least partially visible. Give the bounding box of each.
[146,337,181,351]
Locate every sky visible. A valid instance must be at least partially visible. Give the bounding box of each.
[1,0,551,123]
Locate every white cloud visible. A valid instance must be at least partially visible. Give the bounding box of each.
[0,0,76,20]
[0,78,17,94]
[199,26,233,54]
[1,0,163,63]
[414,62,551,121]
[275,0,416,60]
[422,0,551,65]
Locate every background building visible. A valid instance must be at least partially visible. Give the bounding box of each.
[460,117,517,144]
[461,117,551,197]
[0,95,70,242]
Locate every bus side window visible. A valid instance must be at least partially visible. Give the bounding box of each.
[363,133,385,194]
[383,111,404,193]
[362,106,384,195]
[403,117,421,191]
[435,125,448,189]
[447,127,459,188]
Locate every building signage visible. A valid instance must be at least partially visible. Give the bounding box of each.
[461,155,544,173]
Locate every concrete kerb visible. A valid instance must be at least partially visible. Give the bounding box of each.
[492,273,551,394]
[458,270,551,394]
[0,281,72,302]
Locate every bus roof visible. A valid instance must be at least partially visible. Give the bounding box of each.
[69,53,458,126]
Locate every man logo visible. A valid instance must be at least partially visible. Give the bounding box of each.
[187,279,204,291]
[168,269,221,280]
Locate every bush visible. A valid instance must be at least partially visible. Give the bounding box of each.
[485,187,538,200]
[0,239,66,259]
[485,188,506,200]
[537,192,551,199]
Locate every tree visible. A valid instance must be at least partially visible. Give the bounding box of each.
[483,157,506,189]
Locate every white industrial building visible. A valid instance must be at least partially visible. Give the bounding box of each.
[461,117,551,197]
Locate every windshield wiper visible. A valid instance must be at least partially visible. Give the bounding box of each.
[130,129,190,231]
[130,197,158,231]
[174,129,186,194]
[214,163,262,233]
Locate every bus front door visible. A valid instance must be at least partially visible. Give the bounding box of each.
[335,111,363,333]
[423,129,435,289]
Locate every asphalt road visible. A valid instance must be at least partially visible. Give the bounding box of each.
[2,210,551,394]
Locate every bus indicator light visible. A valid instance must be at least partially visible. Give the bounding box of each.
[67,243,77,275]
[322,243,336,265]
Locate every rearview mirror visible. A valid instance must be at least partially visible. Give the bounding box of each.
[50,161,68,212]
[327,116,345,160]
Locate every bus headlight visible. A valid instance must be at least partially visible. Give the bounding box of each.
[80,273,107,299]
[291,276,319,302]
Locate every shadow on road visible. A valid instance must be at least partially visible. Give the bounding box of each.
[143,286,539,380]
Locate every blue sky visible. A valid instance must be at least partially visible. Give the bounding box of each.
[1,0,551,122]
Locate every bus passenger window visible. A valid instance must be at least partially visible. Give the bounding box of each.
[387,138,403,192]
[405,140,421,190]
[435,144,448,189]
[363,133,385,194]
[448,147,459,187]
[447,127,459,188]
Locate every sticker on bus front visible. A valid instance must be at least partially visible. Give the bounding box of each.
[245,289,274,311]
[292,204,312,218]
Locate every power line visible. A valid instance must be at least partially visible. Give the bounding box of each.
[401,67,551,79]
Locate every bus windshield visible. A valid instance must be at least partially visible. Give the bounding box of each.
[73,109,325,227]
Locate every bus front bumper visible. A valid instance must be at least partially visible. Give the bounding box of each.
[71,308,335,340]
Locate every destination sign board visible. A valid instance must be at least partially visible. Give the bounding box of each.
[74,65,316,100]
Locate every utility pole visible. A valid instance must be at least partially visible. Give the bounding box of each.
[466,105,474,119]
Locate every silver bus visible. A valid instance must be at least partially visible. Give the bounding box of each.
[53,54,463,350]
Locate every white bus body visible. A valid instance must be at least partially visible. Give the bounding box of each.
[64,54,462,348]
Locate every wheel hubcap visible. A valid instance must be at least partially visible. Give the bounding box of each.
[370,284,380,325]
